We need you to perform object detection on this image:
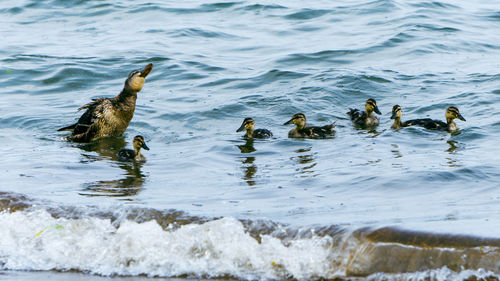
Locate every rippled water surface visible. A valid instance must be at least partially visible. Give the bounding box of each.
[1,0,500,280]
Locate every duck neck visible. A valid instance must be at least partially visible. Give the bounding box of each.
[391,117,402,129]
[114,88,138,121]
[117,88,138,104]
[296,122,305,130]
[133,147,141,158]
[447,119,458,131]
[366,109,373,118]
[245,128,254,138]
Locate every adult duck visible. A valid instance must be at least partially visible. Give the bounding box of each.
[58,63,153,142]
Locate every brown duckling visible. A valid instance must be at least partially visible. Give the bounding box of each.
[347,98,381,127]
[283,113,335,138]
[236,118,273,139]
[58,63,153,142]
[117,135,149,162]
[390,104,406,129]
[400,106,466,132]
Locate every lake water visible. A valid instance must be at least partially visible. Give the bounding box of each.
[1,0,500,280]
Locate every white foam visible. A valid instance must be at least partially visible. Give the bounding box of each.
[1,209,499,280]
[0,209,339,280]
[366,266,498,281]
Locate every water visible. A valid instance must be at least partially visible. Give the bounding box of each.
[1,0,500,280]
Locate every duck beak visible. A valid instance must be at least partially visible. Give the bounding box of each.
[390,111,397,119]
[457,113,466,121]
[374,106,382,115]
[236,124,245,132]
[142,142,150,150]
[283,118,293,125]
[139,63,153,78]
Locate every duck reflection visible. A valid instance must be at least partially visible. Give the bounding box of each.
[237,139,256,154]
[237,139,257,186]
[391,144,403,158]
[446,140,458,153]
[77,138,146,197]
[390,144,404,169]
[445,140,463,167]
[366,128,382,137]
[291,146,317,176]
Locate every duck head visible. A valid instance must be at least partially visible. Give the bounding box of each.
[446,106,466,123]
[237,118,255,133]
[366,98,381,115]
[125,63,153,92]
[284,113,306,129]
[133,135,150,154]
[391,105,402,120]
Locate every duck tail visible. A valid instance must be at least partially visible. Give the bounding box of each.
[57,123,77,132]
[347,108,361,121]
[324,122,335,132]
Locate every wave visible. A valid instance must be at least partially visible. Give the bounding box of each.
[284,9,331,20]
[409,1,461,10]
[486,11,500,21]
[169,28,242,39]
[235,4,286,12]
[277,50,356,66]
[199,69,309,89]
[0,192,499,280]
[201,2,243,10]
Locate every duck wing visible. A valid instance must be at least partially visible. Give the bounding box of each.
[404,118,448,130]
[57,123,77,132]
[347,108,366,126]
[72,98,112,135]
[299,124,335,138]
[117,148,135,161]
[253,129,273,138]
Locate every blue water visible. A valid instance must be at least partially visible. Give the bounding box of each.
[1,0,500,280]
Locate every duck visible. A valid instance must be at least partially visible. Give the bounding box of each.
[236,117,273,139]
[58,63,153,142]
[117,135,149,162]
[347,98,381,127]
[390,104,407,129]
[394,105,466,132]
[283,113,335,138]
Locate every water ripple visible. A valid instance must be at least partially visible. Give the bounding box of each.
[200,2,243,10]
[486,11,500,21]
[170,28,243,39]
[284,9,331,20]
[2,2,500,274]
[409,1,461,9]
[235,4,286,12]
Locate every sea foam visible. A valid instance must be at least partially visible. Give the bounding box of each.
[0,209,337,280]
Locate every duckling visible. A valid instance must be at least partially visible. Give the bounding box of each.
[58,63,153,142]
[402,106,466,132]
[283,113,335,138]
[117,135,149,162]
[236,118,273,139]
[347,98,381,127]
[390,104,406,129]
